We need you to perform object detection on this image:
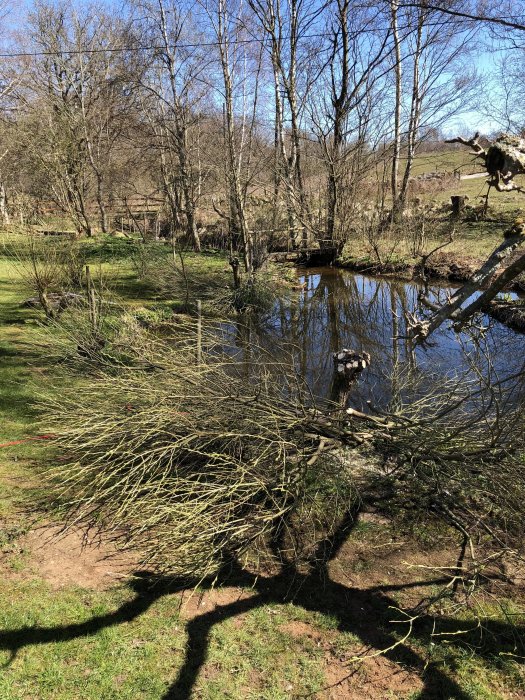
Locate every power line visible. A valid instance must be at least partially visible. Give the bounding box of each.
[0,13,462,59]
[0,32,330,59]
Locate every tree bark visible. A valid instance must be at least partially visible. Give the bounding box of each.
[0,181,9,225]
[413,233,525,343]
[390,0,402,218]
[217,0,254,275]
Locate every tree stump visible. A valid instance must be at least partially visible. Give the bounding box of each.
[331,349,371,408]
[229,256,241,289]
[450,195,467,217]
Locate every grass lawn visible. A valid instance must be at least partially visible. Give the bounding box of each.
[0,233,524,699]
[410,149,525,212]
[342,149,525,268]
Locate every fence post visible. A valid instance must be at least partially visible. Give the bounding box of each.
[85,265,97,330]
[196,299,202,365]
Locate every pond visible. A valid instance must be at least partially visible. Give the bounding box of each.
[224,267,525,411]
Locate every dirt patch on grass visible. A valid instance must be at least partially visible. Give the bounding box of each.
[280,620,325,641]
[321,651,423,700]
[178,586,257,620]
[2,523,137,590]
[279,620,423,699]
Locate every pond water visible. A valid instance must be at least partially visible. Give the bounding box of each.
[224,268,525,411]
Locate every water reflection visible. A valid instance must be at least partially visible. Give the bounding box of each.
[224,268,525,411]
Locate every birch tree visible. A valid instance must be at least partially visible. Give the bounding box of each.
[389,1,476,218]
[248,0,320,248]
[0,1,16,225]
[200,0,257,274]
[133,0,210,251]
[311,0,389,243]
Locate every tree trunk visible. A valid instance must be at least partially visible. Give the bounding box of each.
[451,195,467,217]
[486,135,525,189]
[158,0,201,253]
[412,233,525,343]
[0,181,9,225]
[217,0,254,276]
[95,173,108,234]
[390,0,402,220]
[397,7,424,217]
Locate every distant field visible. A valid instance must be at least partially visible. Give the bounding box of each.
[409,148,525,212]
[409,147,480,177]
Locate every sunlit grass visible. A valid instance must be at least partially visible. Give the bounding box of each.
[0,231,524,699]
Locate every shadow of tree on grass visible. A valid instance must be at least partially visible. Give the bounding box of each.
[0,513,523,700]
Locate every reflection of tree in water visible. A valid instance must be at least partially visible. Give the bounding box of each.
[232,268,525,411]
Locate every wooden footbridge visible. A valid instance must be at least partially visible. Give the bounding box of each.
[269,239,340,265]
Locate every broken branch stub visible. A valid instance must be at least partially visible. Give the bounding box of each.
[445,131,486,157]
[446,133,525,193]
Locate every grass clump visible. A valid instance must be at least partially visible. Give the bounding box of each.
[223,274,279,314]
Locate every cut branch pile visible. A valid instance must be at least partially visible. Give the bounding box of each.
[41,328,366,577]
[39,317,525,579]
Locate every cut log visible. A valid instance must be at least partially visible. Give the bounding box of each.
[332,349,371,385]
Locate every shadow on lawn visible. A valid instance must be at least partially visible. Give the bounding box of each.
[0,513,523,699]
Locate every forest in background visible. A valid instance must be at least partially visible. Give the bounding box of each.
[0,0,522,266]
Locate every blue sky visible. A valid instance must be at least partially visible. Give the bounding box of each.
[4,0,512,137]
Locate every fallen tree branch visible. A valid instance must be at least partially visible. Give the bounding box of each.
[445,132,486,158]
[453,250,525,331]
[410,233,525,343]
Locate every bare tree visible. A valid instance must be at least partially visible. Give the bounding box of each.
[201,0,257,274]
[132,0,210,251]
[389,1,476,219]
[390,0,402,218]
[0,1,18,225]
[18,3,98,236]
[248,0,321,248]
[11,3,140,236]
[73,14,139,234]
[309,1,390,243]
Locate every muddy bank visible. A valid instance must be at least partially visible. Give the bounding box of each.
[273,252,525,334]
[335,253,525,332]
[337,251,525,292]
[488,300,525,332]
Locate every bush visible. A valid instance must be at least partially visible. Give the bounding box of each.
[225,275,278,314]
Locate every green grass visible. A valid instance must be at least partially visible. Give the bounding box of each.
[0,232,524,699]
[342,147,525,268]
[410,148,525,213]
[0,581,329,700]
[341,208,516,269]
